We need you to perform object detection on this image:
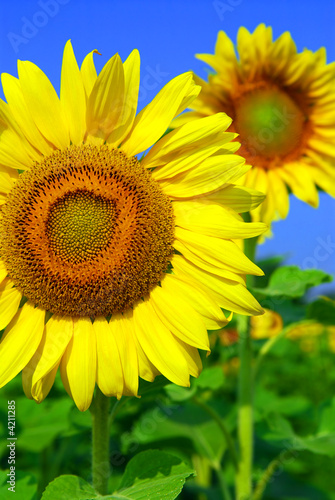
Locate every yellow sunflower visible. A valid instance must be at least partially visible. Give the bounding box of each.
[175,24,335,225]
[0,41,266,411]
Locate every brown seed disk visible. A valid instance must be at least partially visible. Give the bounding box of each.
[0,145,175,317]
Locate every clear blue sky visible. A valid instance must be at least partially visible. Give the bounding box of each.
[0,0,334,297]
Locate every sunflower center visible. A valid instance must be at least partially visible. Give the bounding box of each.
[234,86,306,161]
[0,145,175,317]
[46,190,117,264]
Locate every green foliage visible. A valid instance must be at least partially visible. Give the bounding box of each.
[307,298,335,325]
[41,451,194,500]
[0,470,38,500]
[1,262,335,499]
[252,266,332,299]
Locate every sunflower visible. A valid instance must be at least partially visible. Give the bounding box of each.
[174,24,335,225]
[0,41,266,411]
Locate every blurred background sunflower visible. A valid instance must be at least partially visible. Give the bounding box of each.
[176,23,335,227]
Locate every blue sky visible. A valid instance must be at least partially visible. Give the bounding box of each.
[0,0,334,297]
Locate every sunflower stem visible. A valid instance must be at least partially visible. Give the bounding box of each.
[90,387,111,495]
[236,217,258,500]
[236,313,253,499]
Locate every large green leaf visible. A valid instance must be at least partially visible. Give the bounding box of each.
[114,450,194,499]
[252,266,332,299]
[41,475,97,500]
[41,451,194,500]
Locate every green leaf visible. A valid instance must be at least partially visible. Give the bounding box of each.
[194,366,225,390]
[318,398,335,435]
[258,413,296,442]
[294,435,335,457]
[17,397,73,452]
[121,403,227,464]
[41,475,98,500]
[42,453,194,500]
[252,266,332,299]
[0,471,38,500]
[113,450,194,499]
[254,388,311,419]
[257,400,335,458]
[307,298,335,326]
[138,375,171,396]
[164,384,197,402]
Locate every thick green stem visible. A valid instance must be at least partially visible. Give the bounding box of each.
[90,387,111,495]
[235,313,253,500]
[236,219,258,500]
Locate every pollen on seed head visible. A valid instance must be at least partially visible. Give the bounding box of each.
[0,144,175,318]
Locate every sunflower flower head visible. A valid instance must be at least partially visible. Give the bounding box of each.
[0,41,266,411]
[176,24,335,226]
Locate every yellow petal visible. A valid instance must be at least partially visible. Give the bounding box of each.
[172,255,263,316]
[81,49,100,97]
[93,316,124,399]
[280,164,319,207]
[0,100,37,169]
[171,111,205,129]
[0,279,22,331]
[18,60,69,149]
[132,332,160,382]
[203,184,266,213]
[308,165,335,197]
[159,154,247,198]
[269,31,297,78]
[0,302,45,387]
[1,73,54,156]
[173,200,267,239]
[267,169,289,219]
[0,169,18,195]
[0,260,7,284]
[173,338,202,378]
[109,310,139,396]
[196,30,237,75]
[175,226,264,276]
[60,318,96,411]
[121,72,200,156]
[144,113,234,175]
[107,49,141,146]
[173,237,245,283]
[86,53,125,138]
[24,315,73,399]
[30,365,59,403]
[133,298,190,386]
[160,270,228,331]
[60,40,86,145]
[150,279,210,350]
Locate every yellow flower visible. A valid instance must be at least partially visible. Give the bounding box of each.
[175,24,335,225]
[250,308,283,339]
[287,320,335,353]
[0,41,266,411]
